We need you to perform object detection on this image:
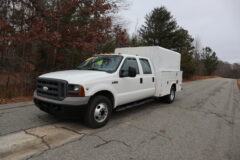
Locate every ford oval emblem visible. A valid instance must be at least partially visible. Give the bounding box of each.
[43,86,48,91]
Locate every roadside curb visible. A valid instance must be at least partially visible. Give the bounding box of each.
[0,123,89,160]
[0,101,34,111]
[0,131,47,160]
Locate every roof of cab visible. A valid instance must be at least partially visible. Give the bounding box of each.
[98,53,148,59]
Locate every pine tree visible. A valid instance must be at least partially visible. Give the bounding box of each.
[138,6,196,78]
[201,47,218,75]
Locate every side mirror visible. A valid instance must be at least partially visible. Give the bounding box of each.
[128,67,137,77]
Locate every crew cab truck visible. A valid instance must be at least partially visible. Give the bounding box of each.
[34,46,182,128]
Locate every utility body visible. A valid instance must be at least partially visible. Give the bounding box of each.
[34,46,182,128]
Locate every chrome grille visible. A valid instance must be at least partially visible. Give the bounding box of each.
[36,78,67,100]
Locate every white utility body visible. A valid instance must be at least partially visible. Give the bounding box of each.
[115,46,182,97]
[34,46,182,128]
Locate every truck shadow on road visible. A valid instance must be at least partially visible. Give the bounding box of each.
[41,98,174,129]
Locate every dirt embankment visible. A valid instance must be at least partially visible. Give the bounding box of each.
[0,72,35,104]
[0,97,33,104]
[183,76,221,82]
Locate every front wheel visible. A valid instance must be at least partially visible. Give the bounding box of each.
[165,86,176,104]
[84,95,112,128]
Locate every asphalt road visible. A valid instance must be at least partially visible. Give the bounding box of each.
[0,78,240,160]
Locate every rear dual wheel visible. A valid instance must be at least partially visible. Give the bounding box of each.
[165,86,176,104]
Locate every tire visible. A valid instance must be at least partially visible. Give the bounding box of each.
[165,86,176,104]
[84,95,112,128]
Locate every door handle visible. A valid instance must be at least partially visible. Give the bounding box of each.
[140,78,143,84]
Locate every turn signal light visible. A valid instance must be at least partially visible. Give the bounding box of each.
[80,86,85,97]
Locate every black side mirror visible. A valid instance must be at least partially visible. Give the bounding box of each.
[128,67,137,77]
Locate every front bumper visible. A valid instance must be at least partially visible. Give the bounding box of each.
[34,91,90,106]
[34,92,90,115]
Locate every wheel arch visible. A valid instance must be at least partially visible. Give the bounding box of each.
[91,90,115,108]
[171,83,176,91]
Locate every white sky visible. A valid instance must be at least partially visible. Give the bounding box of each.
[120,0,240,63]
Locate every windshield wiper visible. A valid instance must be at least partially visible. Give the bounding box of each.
[88,68,107,72]
[77,68,107,72]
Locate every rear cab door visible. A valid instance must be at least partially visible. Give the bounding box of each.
[138,57,156,98]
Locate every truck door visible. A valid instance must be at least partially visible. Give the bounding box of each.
[116,57,143,105]
[139,58,155,98]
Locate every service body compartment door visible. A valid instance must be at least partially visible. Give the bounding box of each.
[155,71,182,97]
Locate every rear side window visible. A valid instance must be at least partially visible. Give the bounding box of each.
[121,58,139,77]
[140,59,152,74]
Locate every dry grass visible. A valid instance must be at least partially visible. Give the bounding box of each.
[237,79,240,89]
[0,72,34,99]
[0,96,33,105]
[183,76,221,83]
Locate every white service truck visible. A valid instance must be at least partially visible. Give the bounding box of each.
[34,46,182,128]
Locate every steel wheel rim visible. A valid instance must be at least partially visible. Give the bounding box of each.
[94,103,108,123]
[170,89,175,101]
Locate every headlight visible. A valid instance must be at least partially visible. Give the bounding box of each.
[68,84,85,97]
[73,85,80,91]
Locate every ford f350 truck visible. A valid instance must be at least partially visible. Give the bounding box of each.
[34,46,182,128]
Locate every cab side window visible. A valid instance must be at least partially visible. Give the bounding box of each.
[140,58,152,74]
[120,58,139,77]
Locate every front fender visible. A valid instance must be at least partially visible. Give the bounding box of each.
[85,84,117,107]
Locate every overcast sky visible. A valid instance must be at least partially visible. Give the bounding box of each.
[120,0,240,63]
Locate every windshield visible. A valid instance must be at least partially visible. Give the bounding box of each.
[77,55,123,73]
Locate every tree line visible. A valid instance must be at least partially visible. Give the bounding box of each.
[0,1,239,98]
[131,6,239,79]
[0,0,129,98]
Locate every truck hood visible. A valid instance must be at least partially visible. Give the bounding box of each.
[39,70,112,84]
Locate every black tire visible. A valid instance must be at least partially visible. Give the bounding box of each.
[84,95,112,128]
[165,86,176,104]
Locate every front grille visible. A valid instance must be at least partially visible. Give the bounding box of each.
[36,78,67,100]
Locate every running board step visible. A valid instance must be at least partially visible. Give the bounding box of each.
[116,98,154,112]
